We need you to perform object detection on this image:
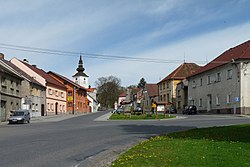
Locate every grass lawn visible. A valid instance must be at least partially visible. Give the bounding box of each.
[112,124,250,167]
[109,113,176,120]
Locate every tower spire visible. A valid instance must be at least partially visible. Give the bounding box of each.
[76,53,85,72]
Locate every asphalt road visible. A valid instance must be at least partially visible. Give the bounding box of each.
[0,112,249,167]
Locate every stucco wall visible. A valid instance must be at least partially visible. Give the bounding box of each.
[46,85,66,115]
[188,63,240,113]
[240,61,250,114]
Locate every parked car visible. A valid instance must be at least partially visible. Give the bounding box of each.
[115,107,124,114]
[169,108,177,114]
[8,110,30,124]
[182,105,197,115]
[133,107,143,115]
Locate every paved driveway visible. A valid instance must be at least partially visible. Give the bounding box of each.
[0,112,249,167]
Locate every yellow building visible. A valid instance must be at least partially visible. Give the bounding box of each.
[157,63,200,109]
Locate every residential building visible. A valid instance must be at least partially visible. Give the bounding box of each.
[188,40,250,114]
[157,63,200,109]
[176,79,188,113]
[87,88,99,112]
[48,71,88,114]
[142,83,158,111]
[2,58,46,117]
[0,54,23,121]
[118,92,126,105]
[11,58,67,115]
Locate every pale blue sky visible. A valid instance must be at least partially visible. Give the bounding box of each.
[0,0,250,86]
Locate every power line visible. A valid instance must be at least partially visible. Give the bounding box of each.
[0,42,208,64]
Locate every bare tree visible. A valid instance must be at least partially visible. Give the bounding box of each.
[95,76,121,108]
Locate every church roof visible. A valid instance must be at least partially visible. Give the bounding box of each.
[73,55,88,77]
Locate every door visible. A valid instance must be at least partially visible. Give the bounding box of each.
[41,104,45,116]
[55,102,58,115]
[207,95,212,112]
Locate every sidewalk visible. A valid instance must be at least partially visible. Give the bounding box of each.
[0,112,90,125]
[31,112,89,123]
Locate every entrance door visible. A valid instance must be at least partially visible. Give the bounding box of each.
[41,104,45,116]
[55,102,58,115]
[207,95,212,112]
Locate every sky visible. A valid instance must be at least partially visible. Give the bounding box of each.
[0,0,250,87]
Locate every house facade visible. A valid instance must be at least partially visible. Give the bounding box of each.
[3,58,46,117]
[176,79,188,113]
[188,40,250,114]
[11,58,67,115]
[158,63,200,109]
[48,71,89,114]
[0,55,23,122]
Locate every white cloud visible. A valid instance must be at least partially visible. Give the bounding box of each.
[88,21,250,86]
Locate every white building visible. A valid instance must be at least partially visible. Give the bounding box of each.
[73,55,99,112]
[188,40,250,114]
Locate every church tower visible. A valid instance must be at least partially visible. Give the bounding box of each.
[73,55,89,88]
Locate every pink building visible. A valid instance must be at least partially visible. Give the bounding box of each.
[11,58,67,115]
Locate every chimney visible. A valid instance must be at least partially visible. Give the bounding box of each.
[0,53,4,59]
[32,65,37,68]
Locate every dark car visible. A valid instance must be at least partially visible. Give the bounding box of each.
[169,108,177,114]
[183,105,197,115]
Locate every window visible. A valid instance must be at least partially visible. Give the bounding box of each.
[48,89,53,95]
[216,73,221,82]
[68,102,73,107]
[167,94,170,102]
[51,103,54,110]
[10,80,14,88]
[227,69,232,79]
[192,80,196,88]
[200,78,203,86]
[47,103,50,110]
[163,94,166,101]
[1,77,6,85]
[68,91,72,96]
[167,82,169,88]
[61,92,64,98]
[163,83,165,89]
[216,96,220,106]
[55,90,58,97]
[199,98,202,107]
[207,75,211,84]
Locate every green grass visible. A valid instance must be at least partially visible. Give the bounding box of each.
[109,113,175,120]
[112,124,250,167]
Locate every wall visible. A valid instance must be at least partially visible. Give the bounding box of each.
[240,61,250,114]
[188,63,241,114]
[46,85,67,115]
[0,72,22,121]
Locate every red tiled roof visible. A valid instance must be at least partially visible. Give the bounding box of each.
[158,63,201,83]
[190,40,250,77]
[22,62,66,89]
[2,59,45,88]
[48,71,87,91]
[145,84,158,97]
[88,88,96,92]
[119,92,126,97]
